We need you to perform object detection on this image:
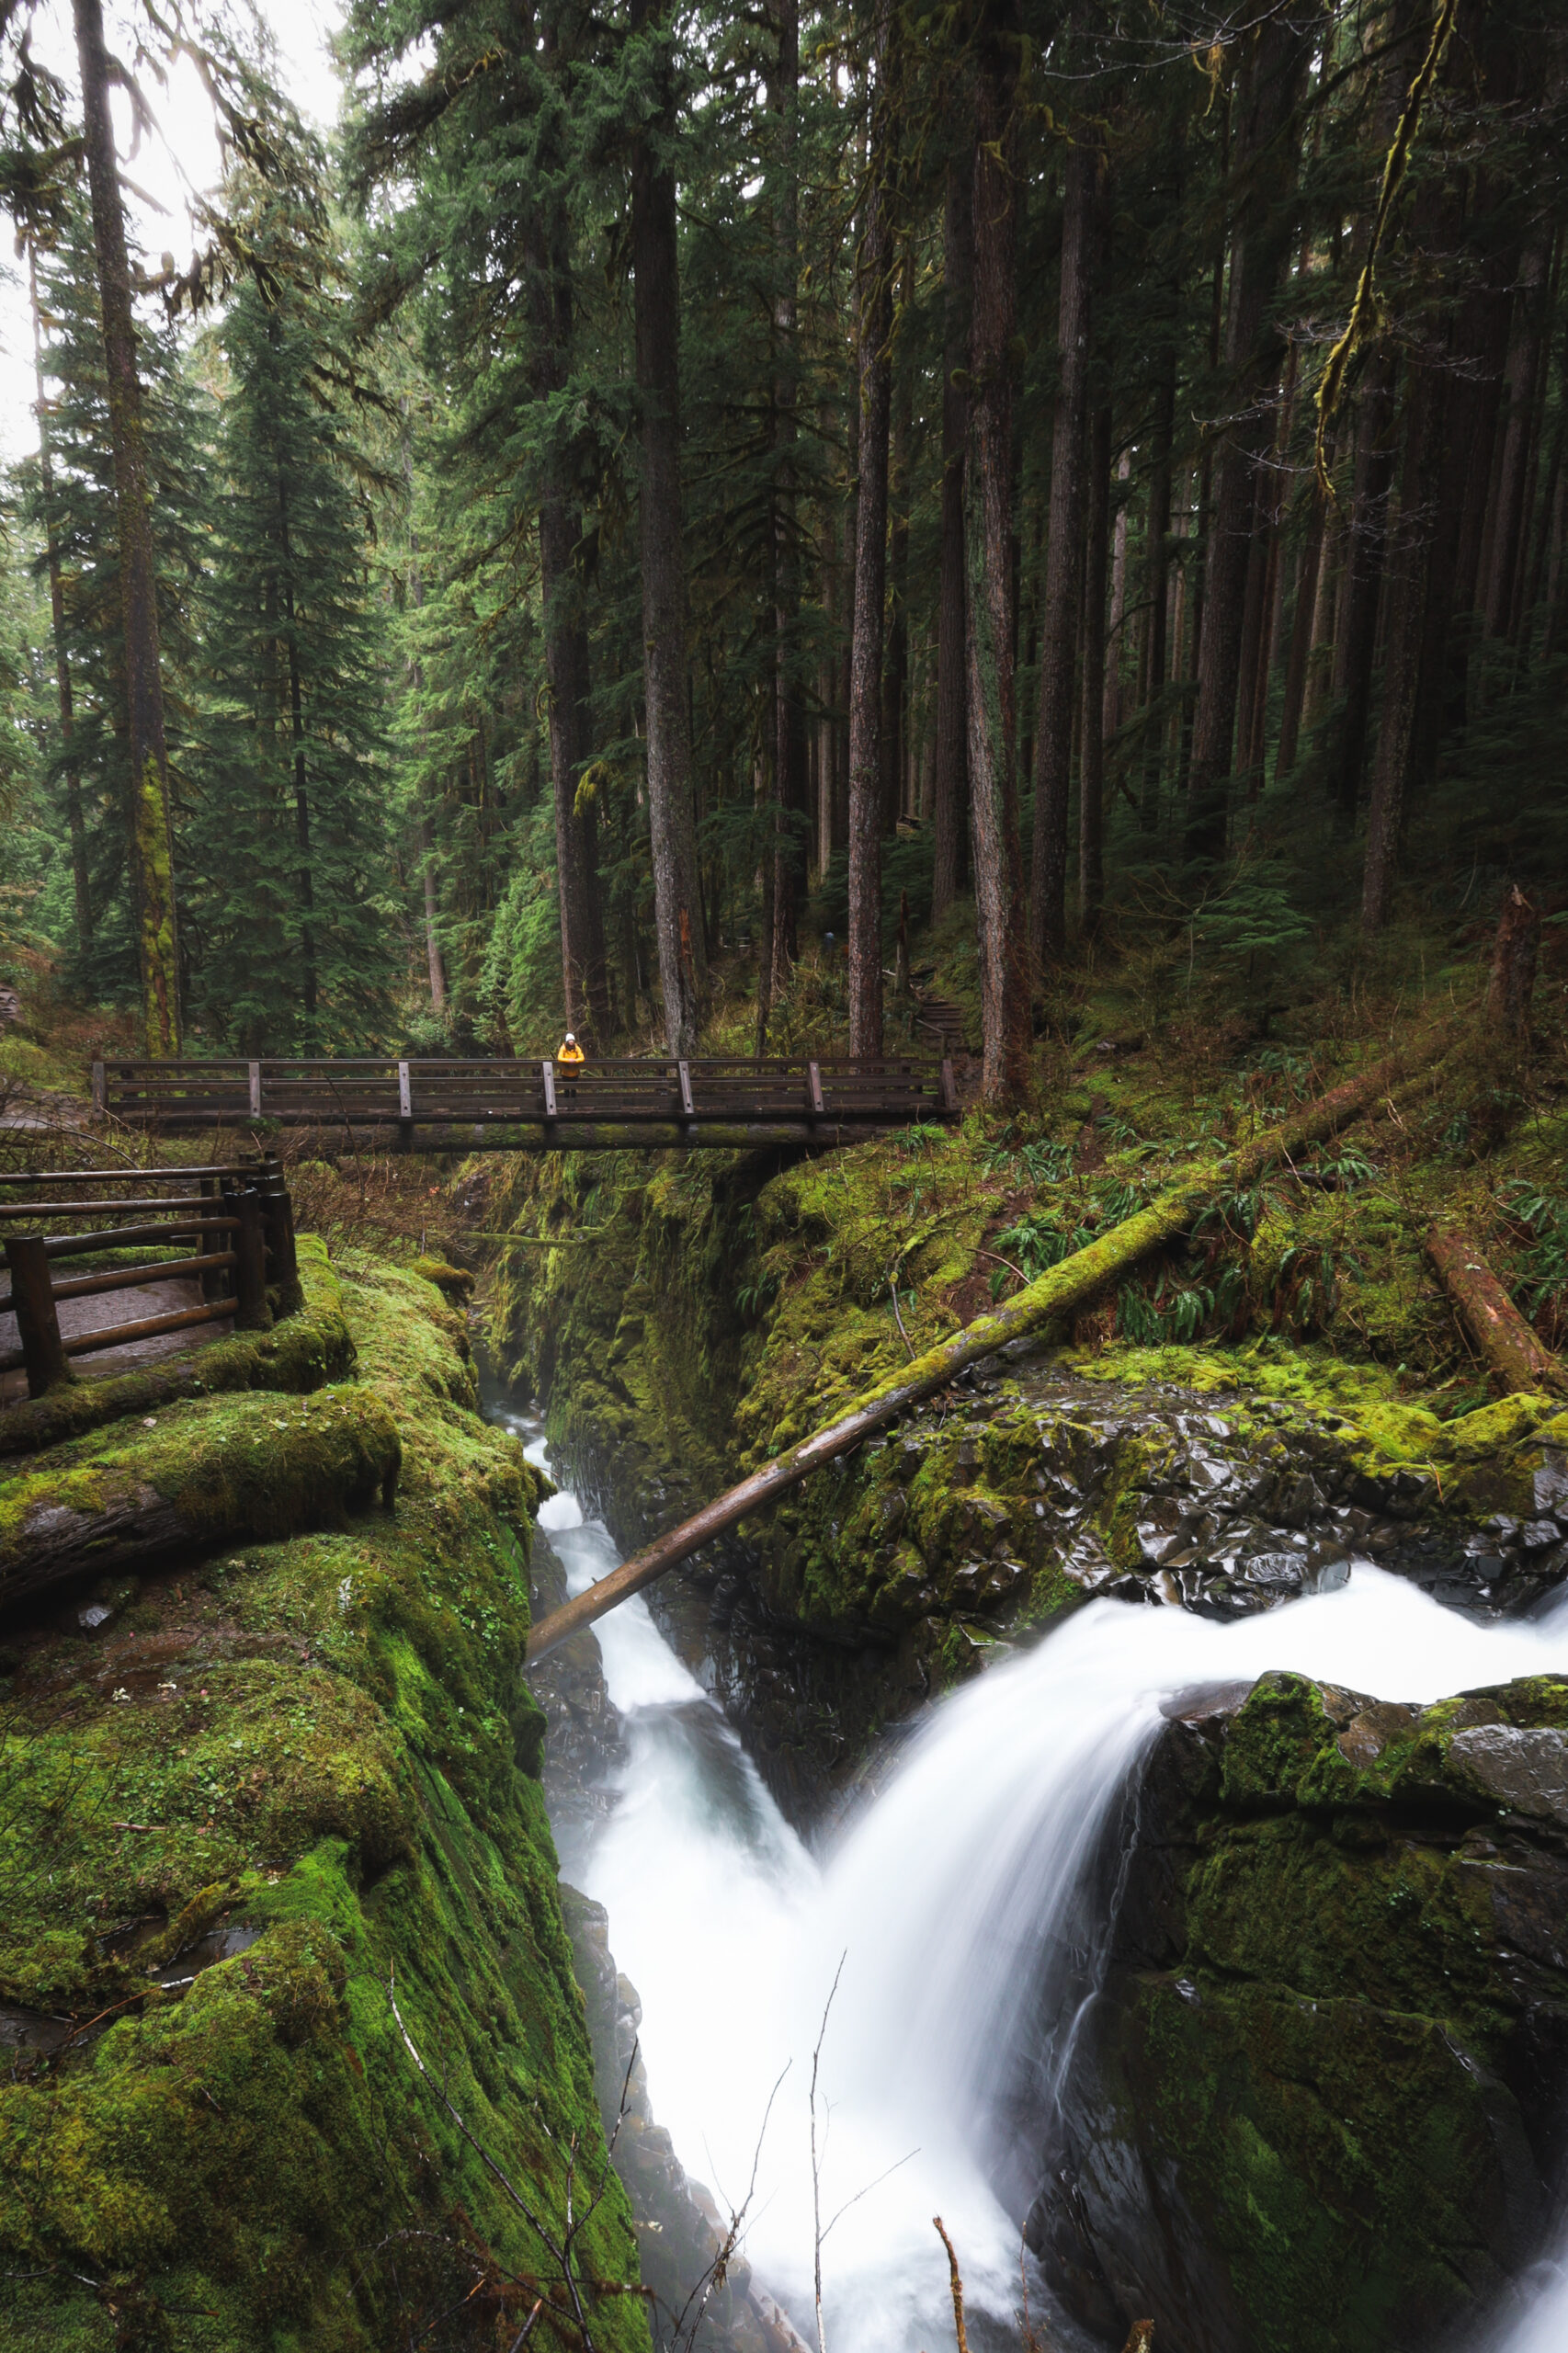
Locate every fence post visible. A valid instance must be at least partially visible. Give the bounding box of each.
[91,1062,106,1114]
[256,1154,298,1301]
[233,1192,272,1331]
[198,1176,223,1302]
[6,1236,71,1395]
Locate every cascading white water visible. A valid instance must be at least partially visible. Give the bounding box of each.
[500,1406,1568,2353]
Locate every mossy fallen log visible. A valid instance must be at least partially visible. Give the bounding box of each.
[0,1384,401,1612]
[1426,1224,1566,1397]
[0,1232,355,1458]
[527,1027,1452,1663]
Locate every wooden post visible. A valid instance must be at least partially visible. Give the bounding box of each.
[248,1061,262,1120]
[940,1058,958,1116]
[808,1060,824,1116]
[91,1061,106,1113]
[198,1176,222,1302]
[233,1192,272,1331]
[6,1236,71,1395]
[541,1060,557,1120]
[678,1060,695,1118]
[254,1154,297,1292]
[398,1059,413,1120]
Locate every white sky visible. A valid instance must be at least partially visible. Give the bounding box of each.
[0,0,345,463]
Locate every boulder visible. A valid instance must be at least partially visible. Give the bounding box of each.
[1028,1671,1568,2353]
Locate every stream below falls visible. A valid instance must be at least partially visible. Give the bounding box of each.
[485,1394,1568,2353]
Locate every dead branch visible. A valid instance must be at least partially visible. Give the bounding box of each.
[931,2216,970,2353]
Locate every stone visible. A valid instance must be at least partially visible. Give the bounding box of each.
[1027,1672,1568,2353]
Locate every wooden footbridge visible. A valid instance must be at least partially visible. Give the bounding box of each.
[93,1054,959,1150]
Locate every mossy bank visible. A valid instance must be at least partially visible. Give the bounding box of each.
[0,1245,648,2353]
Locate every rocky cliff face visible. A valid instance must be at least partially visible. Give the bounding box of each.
[1029,1670,1568,2353]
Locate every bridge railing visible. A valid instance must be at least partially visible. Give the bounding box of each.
[95,1054,959,1132]
[0,1157,297,1397]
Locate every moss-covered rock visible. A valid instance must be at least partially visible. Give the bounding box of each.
[1035,1671,1568,2353]
[0,1248,648,2353]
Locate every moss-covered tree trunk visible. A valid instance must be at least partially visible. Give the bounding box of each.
[73,0,180,1054]
[28,248,92,958]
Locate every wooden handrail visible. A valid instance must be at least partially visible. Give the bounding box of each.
[1,1165,291,1398]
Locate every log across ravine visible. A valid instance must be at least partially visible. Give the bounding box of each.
[525,1029,1453,1664]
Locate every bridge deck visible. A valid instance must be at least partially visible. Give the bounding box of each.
[94,1054,959,1148]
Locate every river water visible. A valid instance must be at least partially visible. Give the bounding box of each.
[491,1401,1568,2353]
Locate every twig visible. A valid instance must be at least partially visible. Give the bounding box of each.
[889,1279,916,1360]
[810,1958,845,2353]
[672,2063,789,2351]
[975,1246,1029,1287]
[932,2216,970,2353]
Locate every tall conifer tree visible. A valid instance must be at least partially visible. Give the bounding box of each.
[189,260,391,1051]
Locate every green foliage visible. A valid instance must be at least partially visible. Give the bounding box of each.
[989,1210,1095,1295]
[187,219,393,1051]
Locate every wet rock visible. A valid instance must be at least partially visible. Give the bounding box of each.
[1029,1670,1568,2353]
[551,1366,1568,1826]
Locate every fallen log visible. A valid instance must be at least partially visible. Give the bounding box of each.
[525,1027,1454,1664]
[1426,1225,1566,1398]
[0,1386,401,1615]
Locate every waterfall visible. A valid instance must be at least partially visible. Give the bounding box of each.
[505,1409,1568,2351]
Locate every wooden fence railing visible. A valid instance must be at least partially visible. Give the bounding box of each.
[92,1054,958,1147]
[0,1156,297,1397]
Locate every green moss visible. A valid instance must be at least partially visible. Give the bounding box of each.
[0,1239,645,2353]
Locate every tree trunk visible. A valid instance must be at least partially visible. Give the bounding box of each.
[846,0,895,1058]
[1484,222,1554,642]
[1029,132,1096,963]
[28,248,92,956]
[631,0,708,1056]
[1273,472,1327,781]
[768,0,807,990]
[1183,15,1312,863]
[73,0,180,1054]
[1331,349,1399,823]
[964,0,1028,1102]
[421,831,448,1016]
[527,102,609,1043]
[1140,347,1175,824]
[1361,362,1444,935]
[274,471,319,1038]
[1103,447,1131,743]
[932,148,972,919]
[881,246,914,835]
[1079,402,1111,937]
[1486,881,1540,1044]
[1426,1226,1563,1397]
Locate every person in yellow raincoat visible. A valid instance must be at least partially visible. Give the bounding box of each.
[556,1030,585,1104]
